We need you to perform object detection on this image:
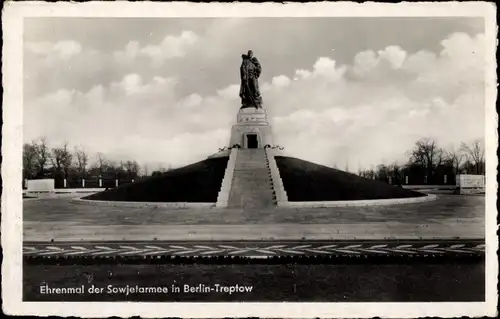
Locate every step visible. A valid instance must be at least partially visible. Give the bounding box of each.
[227,149,276,209]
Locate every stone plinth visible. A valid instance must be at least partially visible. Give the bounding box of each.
[229,107,274,148]
[27,179,55,193]
[456,174,485,194]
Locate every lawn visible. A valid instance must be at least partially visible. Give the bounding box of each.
[84,157,228,202]
[275,156,425,201]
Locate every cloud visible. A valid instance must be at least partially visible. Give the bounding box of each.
[26,40,82,59]
[114,30,199,66]
[312,57,348,81]
[293,69,312,81]
[24,32,485,172]
[25,40,86,72]
[266,32,485,169]
[216,84,240,100]
[272,75,291,88]
[24,73,235,167]
[378,45,407,69]
[352,50,379,76]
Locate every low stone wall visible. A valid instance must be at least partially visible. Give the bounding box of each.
[27,193,97,200]
[216,148,239,208]
[57,188,104,193]
[265,148,288,204]
[24,188,104,194]
[403,185,456,190]
[24,188,104,199]
[72,197,215,209]
[27,179,55,192]
[456,174,485,194]
[279,194,437,208]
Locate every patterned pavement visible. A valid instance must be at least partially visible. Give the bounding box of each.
[24,239,485,258]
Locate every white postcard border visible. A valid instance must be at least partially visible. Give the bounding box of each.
[2,1,498,318]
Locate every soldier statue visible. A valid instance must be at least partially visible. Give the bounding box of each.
[239,50,263,109]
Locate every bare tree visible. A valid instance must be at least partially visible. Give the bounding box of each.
[51,148,64,171]
[23,142,37,179]
[95,152,108,176]
[74,146,89,178]
[124,161,133,177]
[460,140,485,174]
[142,164,149,177]
[156,164,173,173]
[51,142,71,173]
[388,162,405,184]
[408,137,443,182]
[359,169,376,180]
[134,161,140,175]
[124,160,140,179]
[61,142,73,178]
[34,137,50,177]
[151,170,163,177]
[376,164,390,181]
[444,148,465,175]
[157,165,166,173]
[104,160,121,178]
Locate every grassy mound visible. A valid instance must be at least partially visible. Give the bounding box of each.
[275,156,425,201]
[84,157,229,203]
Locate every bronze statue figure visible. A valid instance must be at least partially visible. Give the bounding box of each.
[239,50,263,109]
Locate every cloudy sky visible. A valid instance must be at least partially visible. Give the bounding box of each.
[24,17,485,171]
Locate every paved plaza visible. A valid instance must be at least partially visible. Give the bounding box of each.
[24,193,484,243]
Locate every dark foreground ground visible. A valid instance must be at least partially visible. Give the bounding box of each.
[24,260,484,302]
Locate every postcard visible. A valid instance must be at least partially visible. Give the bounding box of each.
[2,1,497,318]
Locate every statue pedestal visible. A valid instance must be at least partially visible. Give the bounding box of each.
[229,107,274,148]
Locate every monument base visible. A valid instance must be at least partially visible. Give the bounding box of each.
[229,107,274,149]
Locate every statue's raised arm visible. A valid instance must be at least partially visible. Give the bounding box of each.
[239,50,263,109]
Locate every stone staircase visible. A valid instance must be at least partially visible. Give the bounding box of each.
[215,148,238,208]
[227,149,276,209]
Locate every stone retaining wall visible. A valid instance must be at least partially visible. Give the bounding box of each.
[280,194,437,208]
[72,197,215,209]
[24,188,104,194]
[265,148,288,205]
[403,185,456,190]
[215,148,239,208]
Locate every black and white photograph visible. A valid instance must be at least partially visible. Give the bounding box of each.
[1,2,497,318]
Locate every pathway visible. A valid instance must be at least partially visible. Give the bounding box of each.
[24,222,484,242]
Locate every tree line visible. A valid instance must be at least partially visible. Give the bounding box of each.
[23,136,485,188]
[23,138,167,188]
[357,137,485,185]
